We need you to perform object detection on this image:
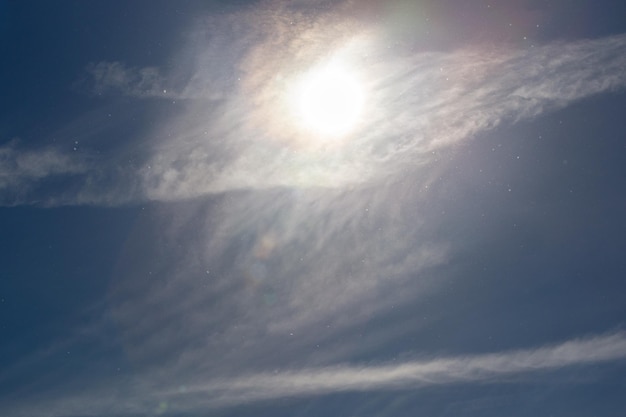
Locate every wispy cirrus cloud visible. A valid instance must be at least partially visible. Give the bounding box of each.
[3,331,625,416]
[185,330,626,406]
[82,61,168,99]
[0,140,87,206]
[0,182,453,416]
[128,29,626,203]
[3,2,625,417]
[3,0,626,206]
[102,185,450,374]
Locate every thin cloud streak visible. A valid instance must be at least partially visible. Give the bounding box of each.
[83,61,169,99]
[186,331,626,406]
[3,331,624,417]
[0,140,88,206]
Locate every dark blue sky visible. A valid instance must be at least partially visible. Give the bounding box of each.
[1,1,626,416]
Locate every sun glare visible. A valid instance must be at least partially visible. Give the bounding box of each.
[294,63,365,138]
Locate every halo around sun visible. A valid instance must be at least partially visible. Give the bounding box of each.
[292,63,365,138]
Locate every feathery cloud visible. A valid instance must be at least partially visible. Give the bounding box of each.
[4,2,626,206]
[3,331,624,416]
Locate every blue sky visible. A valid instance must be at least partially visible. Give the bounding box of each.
[1,1,626,416]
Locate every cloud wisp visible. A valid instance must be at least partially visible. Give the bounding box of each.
[3,331,625,416]
[102,184,450,375]
[137,29,626,200]
[180,330,626,406]
[3,0,626,206]
[4,2,626,416]
[0,140,88,206]
[83,61,168,99]
[123,3,626,202]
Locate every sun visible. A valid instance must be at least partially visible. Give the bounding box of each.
[293,63,365,138]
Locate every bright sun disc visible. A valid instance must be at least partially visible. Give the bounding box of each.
[295,64,365,137]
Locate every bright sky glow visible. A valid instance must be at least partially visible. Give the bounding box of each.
[293,63,365,137]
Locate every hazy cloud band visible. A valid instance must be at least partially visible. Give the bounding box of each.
[3,331,625,417]
[2,16,626,206]
[185,331,626,406]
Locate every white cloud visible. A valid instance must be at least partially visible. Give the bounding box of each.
[134,26,626,201]
[4,2,626,206]
[85,61,168,98]
[0,140,87,206]
[101,183,450,374]
[3,3,625,416]
[3,331,625,416]
[184,331,626,406]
